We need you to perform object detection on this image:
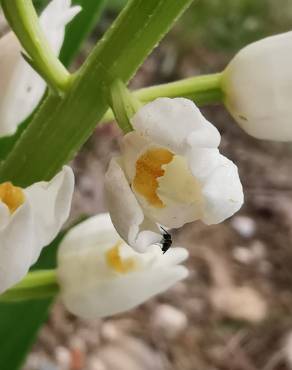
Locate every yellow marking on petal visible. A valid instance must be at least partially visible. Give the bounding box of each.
[0,182,25,213]
[106,241,136,274]
[133,148,174,208]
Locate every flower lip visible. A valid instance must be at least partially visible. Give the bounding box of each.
[133,147,174,208]
[0,182,25,213]
[106,241,137,274]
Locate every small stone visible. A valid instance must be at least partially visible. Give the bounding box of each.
[55,346,71,369]
[101,322,121,341]
[210,285,267,323]
[98,336,165,370]
[97,345,142,370]
[283,331,292,367]
[23,352,45,370]
[185,298,207,316]
[233,246,253,264]
[258,260,272,275]
[41,359,59,370]
[233,241,266,264]
[78,327,100,348]
[250,240,266,260]
[151,304,188,338]
[231,216,256,238]
[88,357,107,370]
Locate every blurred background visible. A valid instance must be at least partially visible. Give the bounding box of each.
[20,0,292,369]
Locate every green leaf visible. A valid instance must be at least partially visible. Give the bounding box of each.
[0,118,30,160]
[0,233,63,370]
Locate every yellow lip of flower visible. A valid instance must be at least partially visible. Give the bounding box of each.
[133,147,174,208]
[106,241,136,274]
[0,182,25,214]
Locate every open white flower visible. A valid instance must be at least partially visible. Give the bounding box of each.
[105,97,244,252]
[57,213,188,319]
[222,31,292,141]
[0,0,81,137]
[0,166,74,294]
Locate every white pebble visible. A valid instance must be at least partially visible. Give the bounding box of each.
[151,304,187,338]
[231,216,256,238]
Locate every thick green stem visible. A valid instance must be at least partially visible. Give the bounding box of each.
[102,72,223,122]
[1,0,71,93]
[0,0,193,186]
[0,270,59,303]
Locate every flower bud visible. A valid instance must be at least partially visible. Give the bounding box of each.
[222,32,292,141]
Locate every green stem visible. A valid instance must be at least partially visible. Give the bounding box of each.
[0,270,59,302]
[0,0,193,186]
[109,79,141,133]
[1,0,71,93]
[102,72,223,122]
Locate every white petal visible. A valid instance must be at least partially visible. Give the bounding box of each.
[0,32,29,137]
[131,97,220,154]
[58,213,120,259]
[187,148,243,224]
[0,166,74,293]
[0,202,34,293]
[25,166,74,262]
[201,157,244,224]
[105,158,161,252]
[187,147,224,181]
[120,131,152,183]
[83,264,188,318]
[57,216,189,319]
[60,263,188,319]
[162,246,189,266]
[40,0,81,56]
[0,202,11,231]
[0,0,80,137]
[223,31,292,141]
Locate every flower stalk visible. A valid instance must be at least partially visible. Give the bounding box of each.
[0,270,59,302]
[109,79,141,133]
[102,72,223,123]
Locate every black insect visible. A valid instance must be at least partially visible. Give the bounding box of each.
[160,227,172,254]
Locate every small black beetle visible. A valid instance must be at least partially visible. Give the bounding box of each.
[160,227,172,254]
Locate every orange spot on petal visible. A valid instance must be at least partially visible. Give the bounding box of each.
[133,148,174,208]
[106,241,136,274]
[0,182,25,213]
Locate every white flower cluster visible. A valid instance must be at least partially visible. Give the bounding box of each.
[5,1,291,319]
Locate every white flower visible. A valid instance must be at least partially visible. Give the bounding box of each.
[222,31,292,141]
[105,97,244,252]
[0,166,74,294]
[57,213,188,319]
[0,0,81,137]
